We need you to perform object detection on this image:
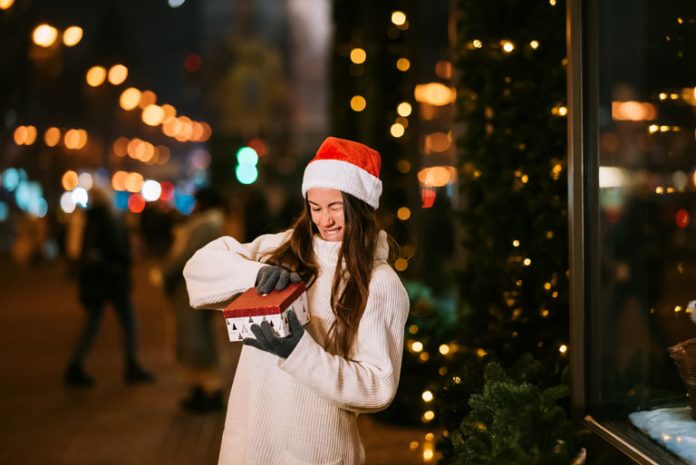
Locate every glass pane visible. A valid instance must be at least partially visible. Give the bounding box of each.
[593,0,696,456]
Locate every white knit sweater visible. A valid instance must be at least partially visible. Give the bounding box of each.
[183,230,410,465]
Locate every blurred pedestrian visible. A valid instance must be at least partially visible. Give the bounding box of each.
[162,187,227,412]
[64,186,155,387]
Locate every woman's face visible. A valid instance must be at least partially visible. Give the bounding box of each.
[307,188,345,242]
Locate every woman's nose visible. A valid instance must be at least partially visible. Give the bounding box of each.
[319,210,334,226]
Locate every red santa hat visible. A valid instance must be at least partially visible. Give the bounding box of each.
[301,137,383,209]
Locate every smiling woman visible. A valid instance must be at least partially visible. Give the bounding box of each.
[183,137,409,465]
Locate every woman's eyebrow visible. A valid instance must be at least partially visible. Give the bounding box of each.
[308,200,344,207]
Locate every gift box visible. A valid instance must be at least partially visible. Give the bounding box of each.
[223,281,310,342]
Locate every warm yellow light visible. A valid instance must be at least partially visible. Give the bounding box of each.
[0,0,15,10]
[13,126,27,145]
[138,90,157,109]
[32,24,58,47]
[397,102,412,117]
[125,172,144,193]
[44,127,61,147]
[62,170,79,191]
[108,64,128,85]
[549,0,557,5]
[350,48,366,64]
[113,137,129,157]
[414,83,456,106]
[142,104,165,126]
[675,305,683,313]
[62,26,83,47]
[559,344,568,354]
[397,207,411,220]
[423,448,434,462]
[423,410,435,421]
[523,258,532,266]
[396,58,410,72]
[64,129,80,149]
[530,40,540,49]
[409,441,419,450]
[419,352,430,362]
[408,324,418,335]
[21,125,37,145]
[76,129,88,149]
[476,348,487,358]
[391,11,407,26]
[438,344,450,355]
[424,132,451,153]
[161,104,177,119]
[512,240,520,247]
[111,171,128,191]
[119,87,141,110]
[418,166,456,187]
[390,123,405,138]
[350,95,367,112]
[86,66,107,87]
[397,159,411,174]
[422,390,434,402]
[395,257,408,271]
[411,341,423,353]
[472,39,483,49]
[501,40,515,53]
[541,309,550,318]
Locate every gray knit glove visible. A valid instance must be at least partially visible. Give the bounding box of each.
[243,310,305,358]
[255,265,301,295]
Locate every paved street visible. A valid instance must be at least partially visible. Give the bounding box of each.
[0,258,430,465]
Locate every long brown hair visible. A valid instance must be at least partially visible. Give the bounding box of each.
[263,192,380,358]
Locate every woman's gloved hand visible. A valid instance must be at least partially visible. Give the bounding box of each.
[255,265,301,295]
[243,310,304,358]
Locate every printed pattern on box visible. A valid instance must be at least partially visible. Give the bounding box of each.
[223,283,310,342]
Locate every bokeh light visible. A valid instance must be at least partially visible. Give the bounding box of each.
[62,26,83,47]
[108,64,128,85]
[32,24,58,47]
[86,66,107,87]
[120,87,141,110]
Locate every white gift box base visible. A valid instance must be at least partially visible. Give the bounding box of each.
[225,292,309,342]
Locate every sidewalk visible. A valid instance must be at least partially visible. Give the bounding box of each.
[0,259,429,465]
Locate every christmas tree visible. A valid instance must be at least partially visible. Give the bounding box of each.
[437,0,574,462]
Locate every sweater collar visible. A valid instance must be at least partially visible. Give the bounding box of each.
[311,230,389,264]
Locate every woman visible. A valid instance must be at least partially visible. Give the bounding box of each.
[183,137,409,465]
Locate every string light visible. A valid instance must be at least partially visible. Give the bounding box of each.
[391,11,407,27]
[390,123,405,138]
[472,39,483,49]
[350,48,366,64]
[86,66,107,87]
[530,40,540,49]
[501,40,515,53]
[396,58,410,71]
[422,390,434,402]
[438,344,450,355]
[397,102,412,117]
[397,207,411,220]
[350,95,367,112]
[62,26,83,47]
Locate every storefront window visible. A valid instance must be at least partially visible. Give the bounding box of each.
[585,0,696,462]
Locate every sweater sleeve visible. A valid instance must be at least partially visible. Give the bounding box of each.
[183,230,292,310]
[278,266,410,413]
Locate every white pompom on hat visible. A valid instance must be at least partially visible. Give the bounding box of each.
[301,137,383,209]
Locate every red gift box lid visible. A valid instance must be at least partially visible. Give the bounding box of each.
[223,281,306,318]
